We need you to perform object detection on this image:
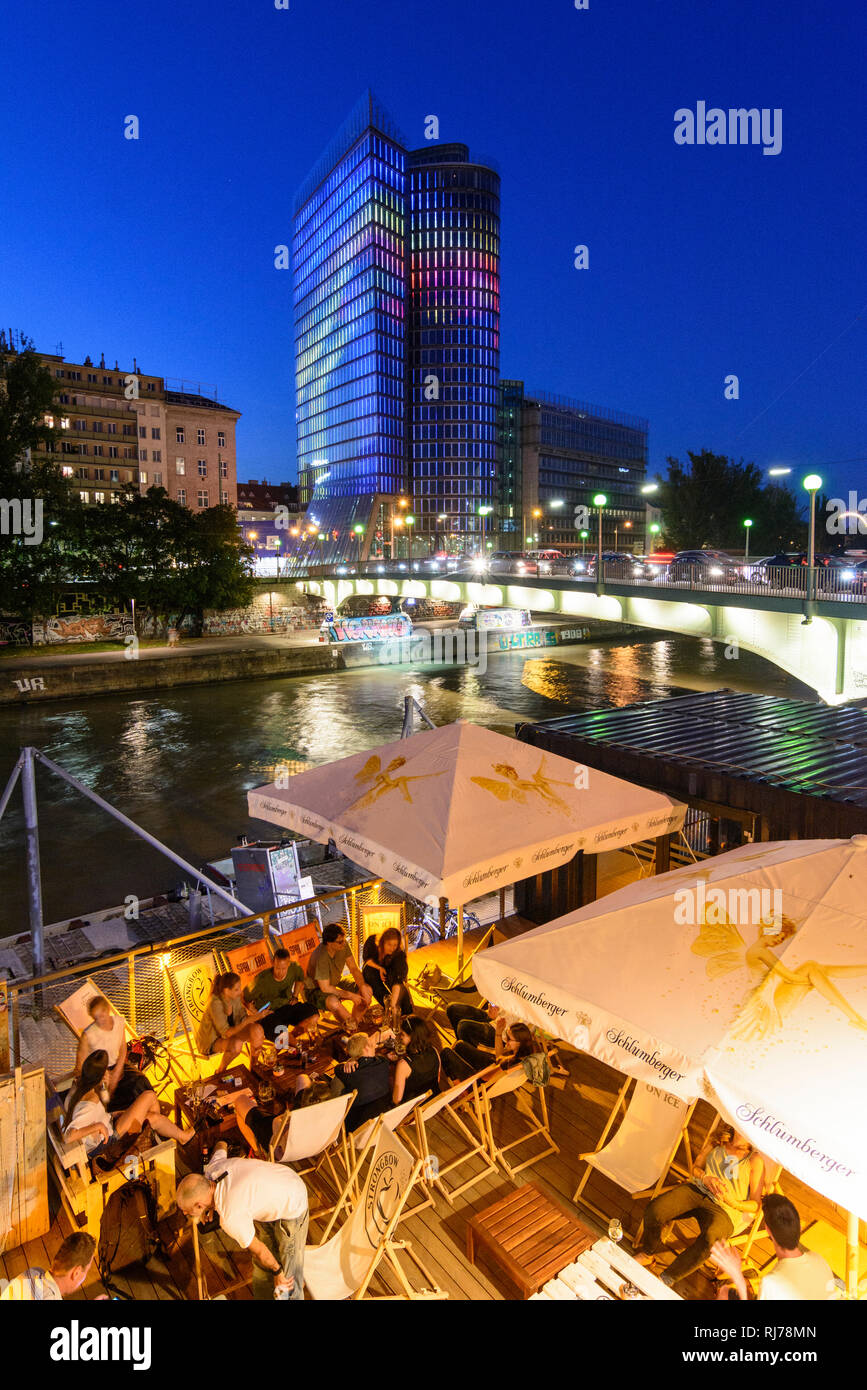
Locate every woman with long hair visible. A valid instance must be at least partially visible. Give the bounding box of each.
[391,1014,442,1104]
[196,971,266,1073]
[74,994,153,1110]
[441,1018,543,1083]
[361,928,413,1021]
[64,1050,193,1156]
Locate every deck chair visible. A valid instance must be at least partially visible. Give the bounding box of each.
[269,1092,355,1202]
[54,978,136,1078]
[304,1119,447,1301]
[572,1078,695,1224]
[477,1064,558,1179]
[403,1072,499,1206]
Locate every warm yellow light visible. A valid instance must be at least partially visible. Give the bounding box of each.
[394,517,404,528]
[248,530,258,539]
[158,951,171,969]
[290,526,299,536]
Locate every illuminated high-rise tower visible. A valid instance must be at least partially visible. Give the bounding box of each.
[293,96,500,561]
[407,145,500,550]
[293,92,408,560]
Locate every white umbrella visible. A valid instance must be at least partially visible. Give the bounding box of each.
[474,835,867,1221]
[248,720,684,909]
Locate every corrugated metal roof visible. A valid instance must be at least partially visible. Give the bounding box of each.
[517,691,867,808]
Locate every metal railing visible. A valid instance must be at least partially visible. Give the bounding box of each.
[283,558,867,606]
[4,878,403,1082]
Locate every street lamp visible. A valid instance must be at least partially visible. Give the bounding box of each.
[478,504,493,558]
[743,518,753,565]
[802,474,822,621]
[649,522,661,554]
[579,528,589,558]
[640,483,659,496]
[405,514,415,559]
[592,493,607,595]
[353,523,365,564]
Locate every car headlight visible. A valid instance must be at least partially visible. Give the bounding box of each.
[841,569,855,581]
[472,557,488,573]
[709,567,723,577]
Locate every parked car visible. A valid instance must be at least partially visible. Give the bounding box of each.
[752,553,867,594]
[665,550,742,584]
[526,549,570,575]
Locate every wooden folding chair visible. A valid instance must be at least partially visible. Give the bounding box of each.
[269,1092,355,1206]
[305,1118,447,1301]
[476,1065,558,1179]
[572,1077,696,1226]
[403,1073,500,1207]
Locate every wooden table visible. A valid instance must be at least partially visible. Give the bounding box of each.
[466,1182,596,1299]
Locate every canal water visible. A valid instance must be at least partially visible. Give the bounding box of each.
[0,634,814,932]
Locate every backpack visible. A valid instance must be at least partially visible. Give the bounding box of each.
[97,1178,163,1289]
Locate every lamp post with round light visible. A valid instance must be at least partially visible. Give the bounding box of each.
[405,514,415,562]
[353,524,364,566]
[802,474,822,620]
[478,505,493,560]
[592,493,607,596]
[648,522,661,554]
[743,518,753,566]
[579,528,589,558]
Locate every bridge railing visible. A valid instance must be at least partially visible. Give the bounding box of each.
[282,557,867,605]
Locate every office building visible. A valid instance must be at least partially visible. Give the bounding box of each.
[497,383,649,552]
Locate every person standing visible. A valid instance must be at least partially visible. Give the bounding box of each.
[177,1151,309,1301]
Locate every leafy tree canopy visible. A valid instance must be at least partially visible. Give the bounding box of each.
[653,450,806,554]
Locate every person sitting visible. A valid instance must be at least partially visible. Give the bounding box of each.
[0,1232,98,1301]
[177,1152,309,1302]
[440,1020,542,1082]
[74,994,153,1111]
[228,1075,322,1156]
[391,1015,442,1105]
[306,923,373,1031]
[711,1194,836,1301]
[362,928,413,1021]
[243,949,318,1044]
[635,1124,766,1287]
[196,971,266,1073]
[64,1050,193,1158]
[331,1029,393,1132]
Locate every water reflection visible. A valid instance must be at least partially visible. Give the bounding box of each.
[0,635,813,928]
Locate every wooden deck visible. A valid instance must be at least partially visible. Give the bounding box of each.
[3,918,865,1301]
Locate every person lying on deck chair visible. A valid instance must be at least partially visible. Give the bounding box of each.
[445,998,566,1076]
[0,1232,99,1301]
[440,1021,546,1084]
[634,1124,767,1287]
[243,949,319,1044]
[64,1049,195,1159]
[305,924,373,1031]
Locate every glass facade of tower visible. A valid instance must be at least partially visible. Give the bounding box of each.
[407,146,500,547]
[293,94,407,561]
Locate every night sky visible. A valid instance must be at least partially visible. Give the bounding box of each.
[1,0,864,500]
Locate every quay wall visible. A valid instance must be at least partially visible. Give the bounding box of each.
[1,643,339,705]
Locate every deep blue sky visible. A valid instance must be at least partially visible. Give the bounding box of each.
[1,0,864,499]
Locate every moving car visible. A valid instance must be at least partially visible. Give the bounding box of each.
[665,550,742,584]
[584,551,649,579]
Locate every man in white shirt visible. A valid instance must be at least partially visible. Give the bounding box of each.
[0,1232,96,1300]
[711,1194,836,1300]
[177,1148,309,1301]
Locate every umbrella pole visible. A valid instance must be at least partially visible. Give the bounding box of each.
[457,905,464,976]
[846,1210,859,1298]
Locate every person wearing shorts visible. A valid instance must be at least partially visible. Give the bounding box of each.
[305,924,372,1029]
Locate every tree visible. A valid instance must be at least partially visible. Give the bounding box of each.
[0,337,81,619]
[655,450,805,553]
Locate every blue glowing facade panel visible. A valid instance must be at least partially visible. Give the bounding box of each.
[407,148,500,541]
[294,97,407,526]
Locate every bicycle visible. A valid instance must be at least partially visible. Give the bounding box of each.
[406,902,483,951]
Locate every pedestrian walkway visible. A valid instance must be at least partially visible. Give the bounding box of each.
[3,632,322,670]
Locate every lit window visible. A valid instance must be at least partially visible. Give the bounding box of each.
[140,471,148,485]
[94,491,106,503]
[79,490,90,502]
